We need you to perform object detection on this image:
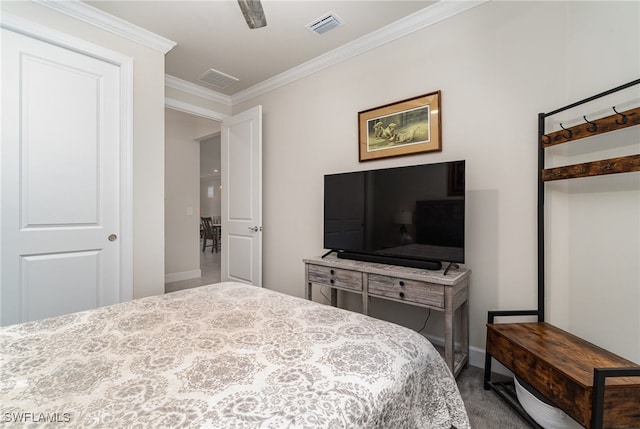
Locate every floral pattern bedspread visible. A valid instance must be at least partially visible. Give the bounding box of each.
[0,282,469,428]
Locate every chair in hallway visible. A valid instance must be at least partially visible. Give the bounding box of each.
[211,216,222,251]
[201,217,217,253]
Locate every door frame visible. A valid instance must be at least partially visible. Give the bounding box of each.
[1,13,134,302]
[165,100,263,287]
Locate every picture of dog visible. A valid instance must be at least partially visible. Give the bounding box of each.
[394,127,420,144]
[373,121,384,138]
[360,92,439,160]
[382,123,397,140]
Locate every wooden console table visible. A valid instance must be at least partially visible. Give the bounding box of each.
[304,254,470,377]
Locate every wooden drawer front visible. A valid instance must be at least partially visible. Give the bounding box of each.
[307,265,362,292]
[486,327,589,425]
[487,325,640,428]
[368,274,444,308]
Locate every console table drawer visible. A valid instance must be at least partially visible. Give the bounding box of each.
[368,274,444,308]
[307,265,362,292]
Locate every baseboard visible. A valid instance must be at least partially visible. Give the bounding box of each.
[165,269,201,284]
[422,333,513,377]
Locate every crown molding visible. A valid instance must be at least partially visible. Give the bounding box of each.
[1,11,130,66]
[33,0,176,54]
[165,98,229,122]
[231,0,488,105]
[32,0,486,107]
[165,75,233,107]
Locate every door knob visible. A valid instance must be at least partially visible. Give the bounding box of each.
[248,226,259,232]
[108,234,118,242]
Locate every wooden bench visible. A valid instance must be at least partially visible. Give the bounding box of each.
[484,317,640,428]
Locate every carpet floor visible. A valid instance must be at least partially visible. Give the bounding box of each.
[457,365,531,428]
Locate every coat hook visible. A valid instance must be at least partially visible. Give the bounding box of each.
[542,134,551,145]
[613,106,628,125]
[583,115,598,132]
[559,123,573,139]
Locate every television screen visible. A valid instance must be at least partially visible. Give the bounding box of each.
[324,160,465,269]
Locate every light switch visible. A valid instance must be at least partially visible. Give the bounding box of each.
[186,207,193,216]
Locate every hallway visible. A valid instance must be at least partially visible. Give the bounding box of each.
[165,246,220,293]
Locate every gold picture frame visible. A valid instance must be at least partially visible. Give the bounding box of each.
[358,91,441,162]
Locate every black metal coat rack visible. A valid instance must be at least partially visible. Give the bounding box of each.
[537,78,640,322]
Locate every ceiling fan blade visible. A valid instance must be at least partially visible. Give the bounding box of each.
[237,0,267,29]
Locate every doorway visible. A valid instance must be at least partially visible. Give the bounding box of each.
[164,104,263,292]
[164,108,221,293]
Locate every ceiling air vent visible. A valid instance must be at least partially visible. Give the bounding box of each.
[306,12,343,36]
[198,68,239,89]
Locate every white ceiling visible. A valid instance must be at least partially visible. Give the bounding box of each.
[84,0,438,96]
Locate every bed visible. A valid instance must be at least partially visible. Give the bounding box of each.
[0,282,470,428]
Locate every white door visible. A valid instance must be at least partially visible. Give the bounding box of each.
[1,29,123,325]
[221,106,262,286]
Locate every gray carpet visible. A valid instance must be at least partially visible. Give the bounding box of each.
[457,366,531,428]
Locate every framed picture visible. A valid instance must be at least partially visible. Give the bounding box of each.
[358,91,441,162]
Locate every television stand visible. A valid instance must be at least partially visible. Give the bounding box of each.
[304,254,470,377]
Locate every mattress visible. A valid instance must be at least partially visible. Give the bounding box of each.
[0,282,469,428]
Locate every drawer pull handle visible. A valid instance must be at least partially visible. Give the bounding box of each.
[399,281,405,287]
[399,292,405,299]
[330,269,335,275]
[330,279,335,284]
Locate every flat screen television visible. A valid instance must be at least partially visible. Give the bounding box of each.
[324,160,465,270]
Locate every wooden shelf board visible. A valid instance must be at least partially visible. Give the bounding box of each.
[542,154,640,181]
[541,106,640,148]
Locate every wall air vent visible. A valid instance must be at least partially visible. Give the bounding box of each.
[198,68,239,89]
[306,12,343,36]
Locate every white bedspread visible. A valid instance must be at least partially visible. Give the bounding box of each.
[0,282,469,428]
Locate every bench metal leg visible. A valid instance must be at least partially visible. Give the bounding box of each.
[591,367,640,429]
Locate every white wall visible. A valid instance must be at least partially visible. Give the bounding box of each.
[165,108,201,281]
[1,1,167,299]
[232,1,640,362]
[200,177,221,218]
